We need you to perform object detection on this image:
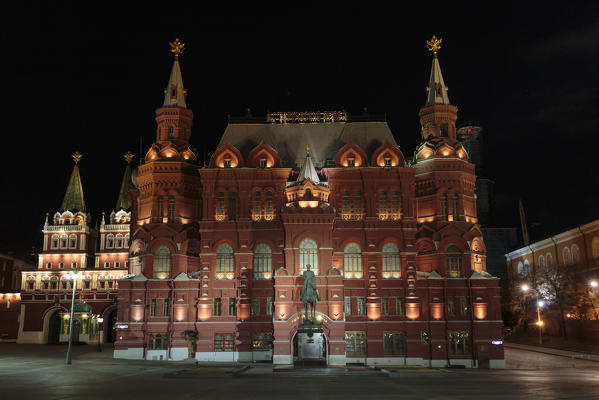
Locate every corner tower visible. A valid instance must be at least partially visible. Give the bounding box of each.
[131,39,201,279]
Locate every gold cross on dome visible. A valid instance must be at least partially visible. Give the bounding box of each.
[72,151,83,164]
[169,38,185,57]
[426,35,442,55]
[124,151,134,164]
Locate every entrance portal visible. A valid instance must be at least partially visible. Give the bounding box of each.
[294,321,326,365]
[105,308,118,343]
[47,310,61,344]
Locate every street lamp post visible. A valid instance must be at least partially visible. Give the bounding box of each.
[66,270,82,365]
[97,316,103,352]
[521,284,545,345]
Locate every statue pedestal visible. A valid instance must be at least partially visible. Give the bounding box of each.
[296,319,325,364]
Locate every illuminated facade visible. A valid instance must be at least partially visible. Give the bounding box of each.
[114,38,504,368]
[15,153,129,344]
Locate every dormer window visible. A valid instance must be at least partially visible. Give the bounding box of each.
[259,158,267,168]
[347,158,355,167]
[384,157,392,167]
[168,126,174,139]
[223,158,232,168]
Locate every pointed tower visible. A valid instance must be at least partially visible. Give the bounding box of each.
[418,35,458,140]
[96,152,134,272]
[132,38,200,278]
[39,152,96,272]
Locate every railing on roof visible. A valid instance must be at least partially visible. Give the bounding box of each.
[228,111,386,124]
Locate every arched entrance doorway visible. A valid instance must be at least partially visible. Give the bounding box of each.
[72,320,81,343]
[104,308,118,343]
[292,330,327,365]
[47,310,62,344]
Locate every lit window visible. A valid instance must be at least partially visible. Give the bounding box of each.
[446,245,462,278]
[223,158,232,168]
[216,244,234,279]
[390,191,400,220]
[347,158,355,167]
[343,243,362,279]
[228,298,236,316]
[259,158,267,168]
[357,297,366,316]
[299,239,318,275]
[382,243,400,278]
[153,246,171,279]
[345,331,366,356]
[384,157,392,167]
[148,333,168,350]
[253,244,272,280]
[215,192,225,221]
[264,192,274,220]
[344,296,351,316]
[448,331,471,355]
[252,191,262,221]
[157,196,164,219]
[252,333,273,351]
[215,333,234,352]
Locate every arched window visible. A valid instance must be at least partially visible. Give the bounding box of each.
[572,244,581,264]
[106,234,114,249]
[353,192,362,220]
[299,238,318,275]
[157,196,164,219]
[252,191,262,221]
[341,191,351,220]
[265,192,274,221]
[446,245,462,278]
[522,260,530,278]
[382,243,400,278]
[216,244,234,280]
[253,244,272,279]
[378,191,387,220]
[168,196,175,223]
[344,243,362,279]
[115,234,123,248]
[440,194,448,219]
[390,191,400,220]
[60,235,68,249]
[153,246,171,279]
[215,192,225,221]
[538,255,546,269]
[563,247,572,266]
[51,234,59,249]
[69,234,77,249]
[546,253,553,268]
[168,126,174,138]
[592,237,599,259]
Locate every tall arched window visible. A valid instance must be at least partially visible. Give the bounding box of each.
[168,196,175,223]
[572,244,581,264]
[69,234,77,249]
[51,234,59,249]
[264,192,274,221]
[153,246,171,279]
[253,244,272,279]
[538,255,545,269]
[216,244,234,280]
[563,247,572,266]
[60,235,68,249]
[341,191,351,220]
[215,192,225,221]
[344,243,362,279]
[546,253,553,268]
[522,260,530,278]
[378,191,387,220]
[390,191,400,220]
[115,234,123,248]
[106,234,114,249]
[446,245,462,278]
[382,243,400,278]
[252,191,262,221]
[157,196,164,219]
[299,238,318,275]
[353,192,362,220]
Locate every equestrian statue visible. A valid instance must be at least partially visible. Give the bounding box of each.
[300,264,320,322]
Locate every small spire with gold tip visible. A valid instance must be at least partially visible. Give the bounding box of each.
[426,35,442,57]
[124,151,134,164]
[72,151,83,164]
[169,38,185,58]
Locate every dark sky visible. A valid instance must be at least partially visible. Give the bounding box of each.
[2,2,598,256]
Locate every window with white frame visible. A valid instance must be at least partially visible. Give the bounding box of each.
[382,243,400,278]
[106,234,114,249]
[546,253,553,267]
[344,296,351,315]
[104,261,110,268]
[216,244,234,279]
[253,244,272,279]
[572,244,581,264]
[69,234,77,249]
[51,234,59,249]
[60,235,68,249]
[345,331,366,356]
[299,238,318,275]
[153,246,171,279]
[115,234,123,248]
[344,243,362,279]
[563,247,572,266]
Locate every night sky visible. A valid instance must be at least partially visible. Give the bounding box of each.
[2,2,598,257]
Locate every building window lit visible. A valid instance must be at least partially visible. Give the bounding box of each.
[344,296,351,316]
[446,245,462,278]
[153,246,171,279]
[215,192,225,221]
[396,297,405,316]
[382,243,401,279]
[259,158,267,168]
[223,158,232,168]
[357,297,366,316]
[228,298,236,316]
[345,331,366,356]
[148,333,168,350]
[216,244,234,280]
[384,332,406,356]
[252,191,262,221]
[448,331,471,355]
[150,299,157,316]
[215,333,234,352]
[157,196,164,219]
[384,157,392,167]
[390,191,400,220]
[299,238,318,275]
[342,191,351,220]
[253,244,272,279]
[252,333,273,351]
[353,192,362,220]
[378,191,387,220]
[347,157,355,167]
[264,192,274,220]
[344,243,362,279]
[459,296,470,316]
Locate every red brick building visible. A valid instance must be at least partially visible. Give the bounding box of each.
[114,41,504,368]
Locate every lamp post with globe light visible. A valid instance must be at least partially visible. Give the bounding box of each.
[521,284,545,345]
[589,281,599,320]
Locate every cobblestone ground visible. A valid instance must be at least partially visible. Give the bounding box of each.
[0,344,598,399]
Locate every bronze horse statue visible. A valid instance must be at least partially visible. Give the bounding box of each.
[300,264,320,322]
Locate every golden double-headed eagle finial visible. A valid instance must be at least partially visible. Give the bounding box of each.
[306,144,311,156]
[169,38,185,57]
[72,151,83,164]
[426,35,442,55]
[124,151,134,164]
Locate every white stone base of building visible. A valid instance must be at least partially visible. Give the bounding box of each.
[169,347,189,361]
[16,331,44,344]
[327,354,346,366]
[489,359,506,369]
[235,351,272,362]
[273,354,293,364]
[446,359,476,368]
[113,348,144,360]
[195,352,241,362]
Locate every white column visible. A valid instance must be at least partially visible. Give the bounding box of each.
[80,234,86,250]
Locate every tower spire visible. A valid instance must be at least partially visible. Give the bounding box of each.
[425,35,450,106]
[60,151,86,212]
[296,145,320,184]
[163,38,187,108]
[115,152,134,212]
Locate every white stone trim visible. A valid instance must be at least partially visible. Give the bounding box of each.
[273,354,293,364]
[114,348,144,360]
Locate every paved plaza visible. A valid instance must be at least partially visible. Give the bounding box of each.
[0,343,598,399]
